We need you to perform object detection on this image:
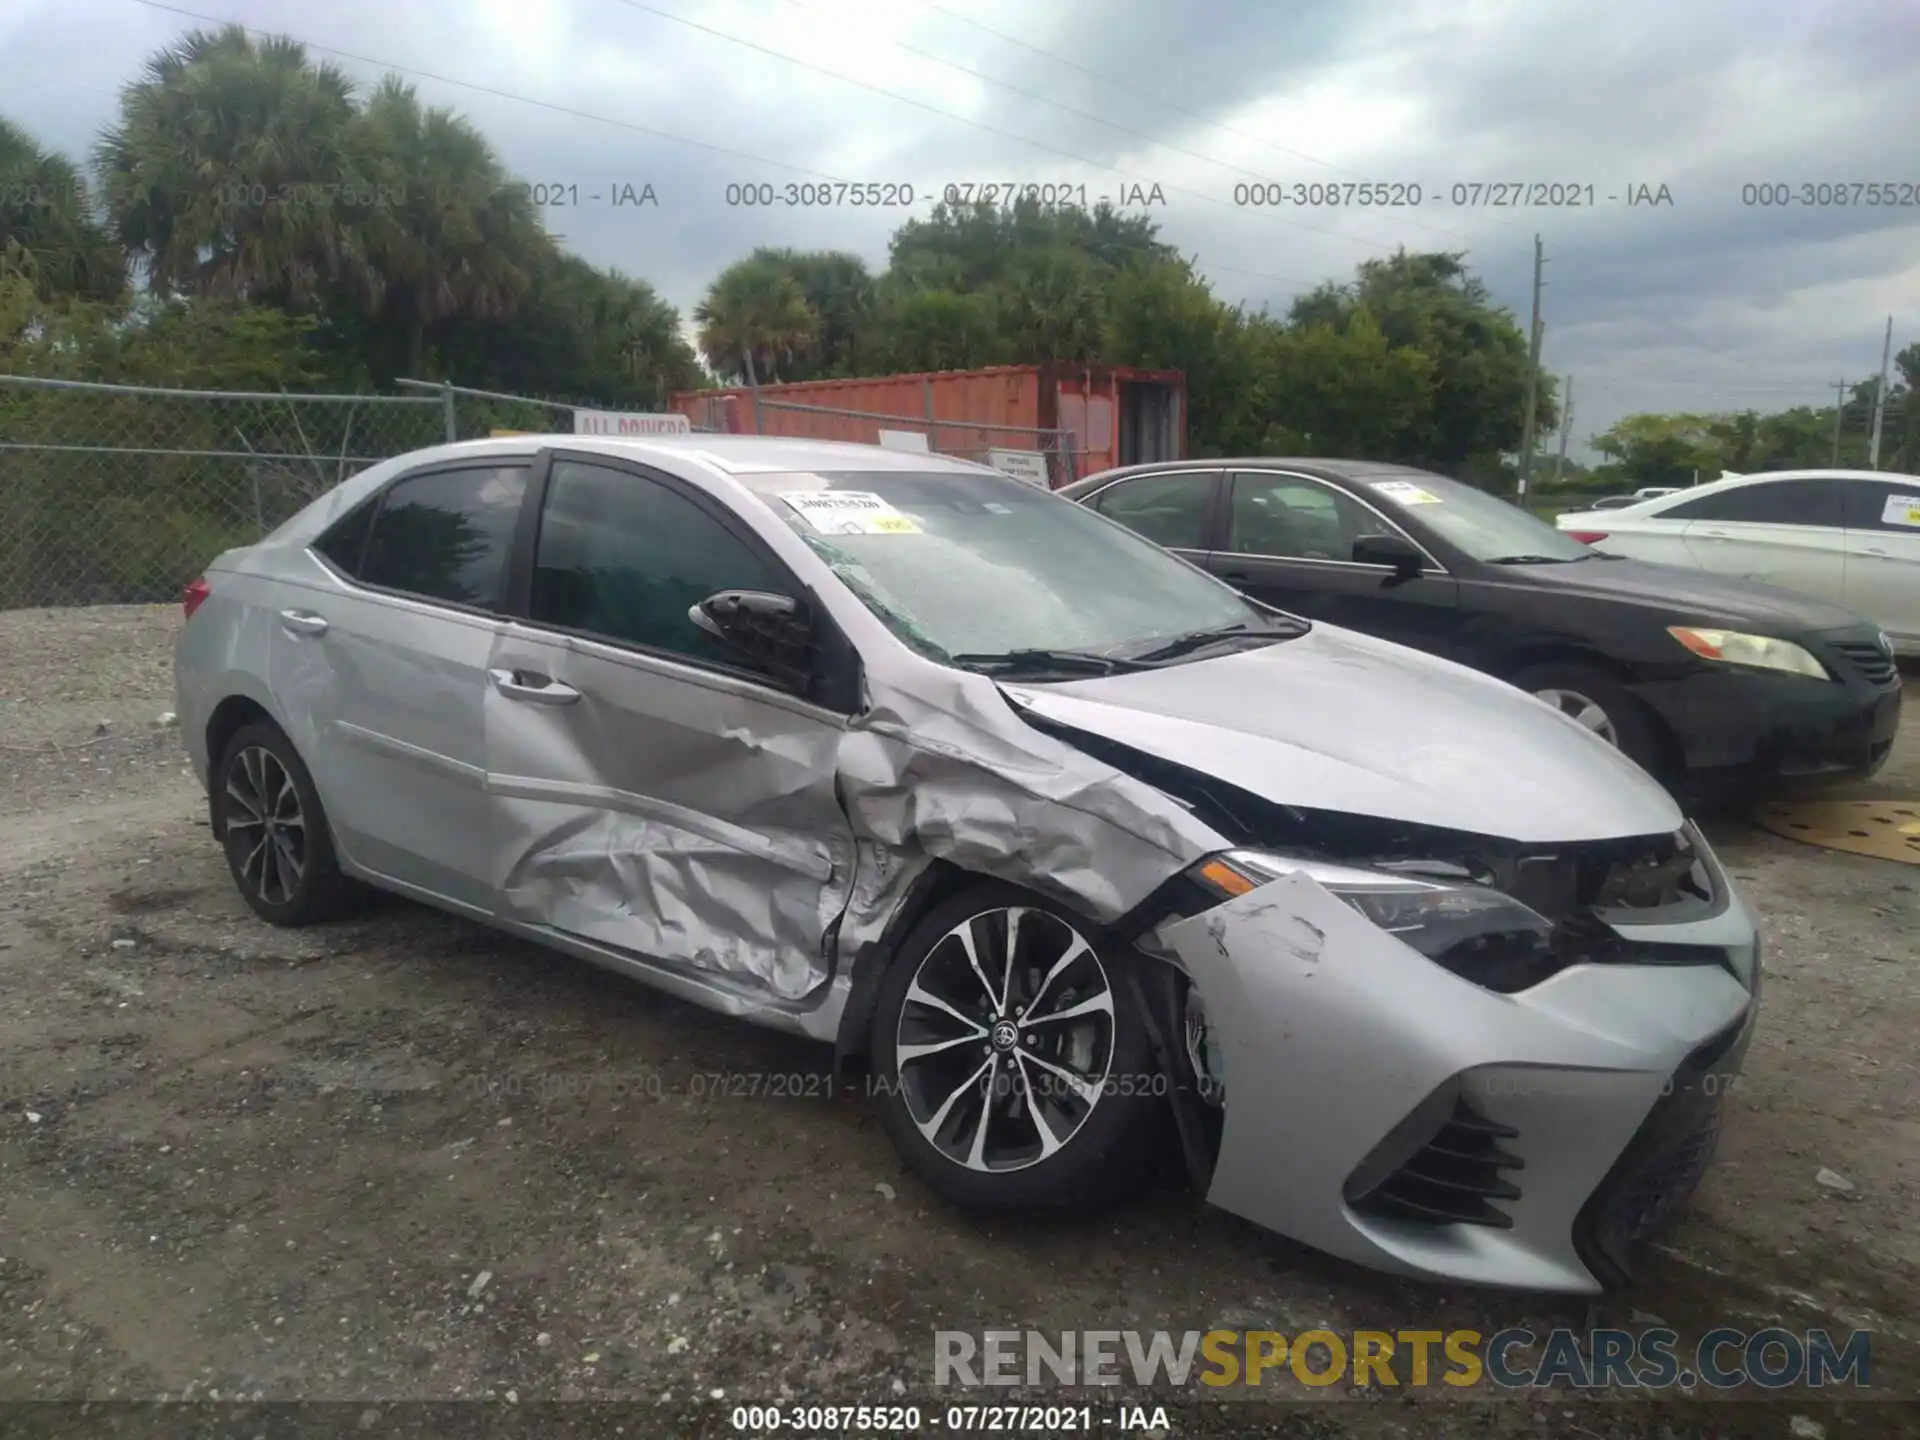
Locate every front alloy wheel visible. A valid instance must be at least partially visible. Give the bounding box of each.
[869,883,1163,1211]
[895,904,1116,1172]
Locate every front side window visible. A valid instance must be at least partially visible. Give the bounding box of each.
[1090,471,1215,550]
[529,459,784,670]
[358,465,528,607]
[752,469,1267,664]
[1357,469,1589,563]
[1228,472,1398,561]
[1663,480,1846,527]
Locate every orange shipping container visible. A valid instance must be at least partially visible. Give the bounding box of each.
[670,363,1185,487]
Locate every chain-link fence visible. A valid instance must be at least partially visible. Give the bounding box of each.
[0,372,1070,609]
[394,378,728,439]
[0,374,449,609]
[0,373,733,609]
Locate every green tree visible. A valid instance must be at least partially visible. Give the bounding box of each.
[996,247,1104,363]
[351,78,544,380]
[1253,308,1436,458]
[740,248,874,380]
[0,118,125,303]
[1588,413,1721,486]
[1104,259,1264,455]
[94,25,367,305]
[435,251,698,407]
[889,197,1175,292]
[1291,249,1548,479]
[693,256,819,384]
[860,284,1004,373]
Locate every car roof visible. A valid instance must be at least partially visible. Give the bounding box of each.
[1575,466,1920,517]
[1059,458,1439,496]
[404,432,999,477]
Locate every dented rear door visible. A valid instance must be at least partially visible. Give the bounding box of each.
[483,453,857,1002]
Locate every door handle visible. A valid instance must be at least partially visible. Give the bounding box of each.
[488,668,581,705]
[1860,547,1891,559]
[1219,570,1251,583]
[278,609,329,637]
[1697,528,1732,539]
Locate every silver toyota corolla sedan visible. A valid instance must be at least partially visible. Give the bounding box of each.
[175,435,1760,1292]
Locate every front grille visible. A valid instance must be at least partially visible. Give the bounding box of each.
[1830,639,1898,687]
[1606,1111,1721,1241]
[1348,1095,1523,1229]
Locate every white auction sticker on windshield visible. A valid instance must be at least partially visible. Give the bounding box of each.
[1370,479,1442,505]
[779,490,922,534]
[1881,493,1920,528]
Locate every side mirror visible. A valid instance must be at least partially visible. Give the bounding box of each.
[1351,533,1424,579]
[688,590,811,682]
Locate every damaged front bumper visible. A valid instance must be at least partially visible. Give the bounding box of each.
[1153,867,1759,1293]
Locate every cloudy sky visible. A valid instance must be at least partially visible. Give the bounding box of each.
[4,0,1917,456]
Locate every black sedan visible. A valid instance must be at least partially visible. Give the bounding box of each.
[1059,459,1902,796]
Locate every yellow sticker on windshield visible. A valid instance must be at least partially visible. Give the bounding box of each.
[1370,479,1442,505]
[780,490,921,534]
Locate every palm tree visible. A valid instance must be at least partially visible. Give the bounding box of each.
[94,25,365,304]
[353,78,544,378]
[745,248,874,379]
[693,257,818,386]
[0,118,126,303]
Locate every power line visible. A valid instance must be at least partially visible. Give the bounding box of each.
[778,0,1476,256]
[909,0,1485,251]
[121,0,1325,294]
[906,3,1772,370]
[600,0,1393,250]
[125,0,845,179]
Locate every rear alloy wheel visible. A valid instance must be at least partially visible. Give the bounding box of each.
[1512,660,1661,773]
[214,720,359,926]
[869,883,1163,1212]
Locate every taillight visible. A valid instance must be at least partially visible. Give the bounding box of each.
[1565,531,1609,545]
[182,576,211,619]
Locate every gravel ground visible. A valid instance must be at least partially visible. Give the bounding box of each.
[0,605,1916,1440]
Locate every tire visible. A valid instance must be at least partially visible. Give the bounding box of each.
[1512,660,1664,774]
[212,719,360,926]
[867,881,1164,1213]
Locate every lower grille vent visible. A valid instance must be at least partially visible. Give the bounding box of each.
[1349,1095,1523,1229]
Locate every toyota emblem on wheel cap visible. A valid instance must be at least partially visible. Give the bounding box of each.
[990,1020,1019,1051]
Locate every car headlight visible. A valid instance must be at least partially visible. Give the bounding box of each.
[1189,850,1559,992]
[1667,626,1830,680]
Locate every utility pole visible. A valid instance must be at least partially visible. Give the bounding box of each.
[1830,379,1848,464]
[1869,316,1893,469]
[1552,373,1574,485]
[1517,235,1547,502]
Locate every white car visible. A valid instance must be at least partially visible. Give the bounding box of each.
[1557,469,1920,655]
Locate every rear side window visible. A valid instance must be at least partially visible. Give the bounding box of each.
[1662,480,1846,527]
[529,459,785,670]
[315,498,378,575]
[1090,471,1215,549]
[1846,480,1920,533]
[357,465,528,608]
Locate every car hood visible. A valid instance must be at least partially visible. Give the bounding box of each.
[1490,554,1873,634]
[1001,623,1684,845]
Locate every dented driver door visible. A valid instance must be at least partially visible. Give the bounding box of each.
[482,453,858,1003]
